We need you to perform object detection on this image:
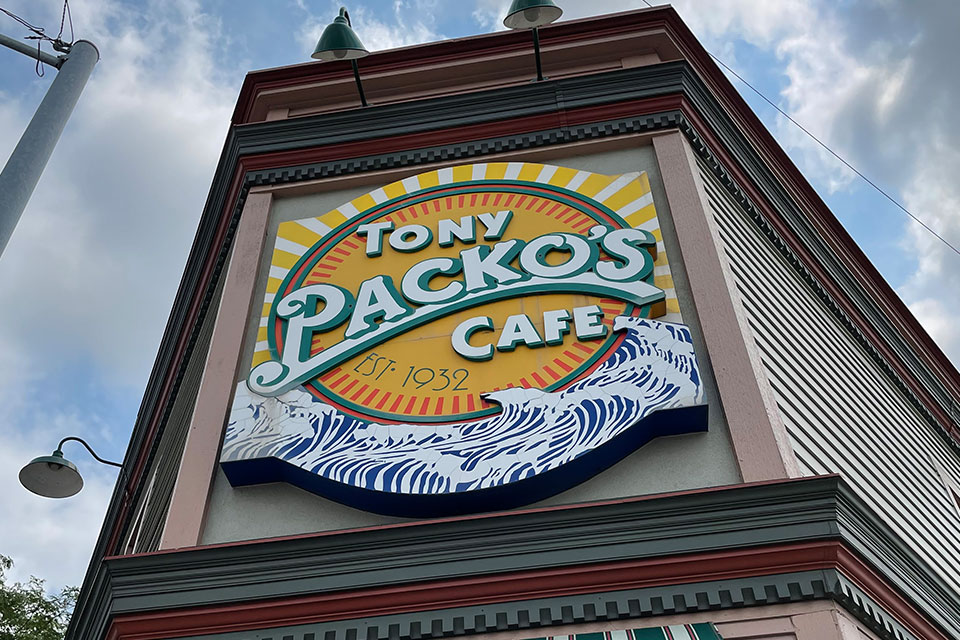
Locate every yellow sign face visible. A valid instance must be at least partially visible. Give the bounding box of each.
[250,162,678,424]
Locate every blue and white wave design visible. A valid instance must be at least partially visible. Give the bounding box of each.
[223,317,704,495]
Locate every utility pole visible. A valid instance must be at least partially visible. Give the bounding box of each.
[0,34,99,260]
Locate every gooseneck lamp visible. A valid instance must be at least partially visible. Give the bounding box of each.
[312,7,370,107]
[503,0,563,82]
[19,436,122,498]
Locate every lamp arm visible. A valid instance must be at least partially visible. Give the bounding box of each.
[532,27,544,81]
[57,436,123,468]
[351,59,369,107]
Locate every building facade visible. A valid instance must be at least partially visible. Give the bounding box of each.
[66,7,960,640]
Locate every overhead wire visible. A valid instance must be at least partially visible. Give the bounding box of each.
[56,0,73,47]
[0,1,75,76]
[639,0,960,259]
[0,6,46,36]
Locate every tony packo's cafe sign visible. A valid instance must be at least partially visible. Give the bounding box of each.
[222,162,708,516]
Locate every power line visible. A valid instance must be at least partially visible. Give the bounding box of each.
[0,3,71,45]
[1,6,51,76]
[56,0,74,46]
[0,6,46,37]
[709,53,960,257]
[1,1,74,76]
[639,0,960,258]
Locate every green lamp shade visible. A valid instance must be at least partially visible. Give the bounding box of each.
[503,0,563,29]
[19,450,83,498]
[312,8,369,61]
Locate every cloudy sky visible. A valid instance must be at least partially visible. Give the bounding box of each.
[1,0,958,591]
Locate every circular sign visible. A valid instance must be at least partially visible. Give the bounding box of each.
[225,162,706,518]
[267,181,663,424]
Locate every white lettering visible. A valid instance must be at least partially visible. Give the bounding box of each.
[519,233,593,279]
[542,309,572,345]
[401,257,464,305]
[345,276,410,338]
[460,240,524,292]
[573,305,606,340]
[437,216,477,247]
[389,224,433,252]
[496,314,544,351]
[277,284,354,362]
[451,316,495,361]
[596,228,655,282]
[477,210,513,240]
[356,221,394,257]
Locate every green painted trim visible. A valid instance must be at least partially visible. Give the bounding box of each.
[84,477,946,640]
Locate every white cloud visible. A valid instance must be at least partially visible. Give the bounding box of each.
[1,0,235,382]
[0,0,239,588]
[907,298,960,362]
[298,0,443,56]
[754,1,960,364]
[506,0,960,365]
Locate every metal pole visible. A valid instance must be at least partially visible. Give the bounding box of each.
[57,436,123,467]
[531,27,544,82]
[351,59,368,107]
[0,39,99,260]
[0,33,63,68]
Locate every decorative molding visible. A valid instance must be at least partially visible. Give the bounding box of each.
[221,87,960,457]
[67,477,958,640]
[832,572,919,640]
[229,7,686,125]
[166,572,895,640]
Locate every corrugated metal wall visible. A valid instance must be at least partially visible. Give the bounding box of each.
[698,159,960,592]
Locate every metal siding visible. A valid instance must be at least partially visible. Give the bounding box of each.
[699,161,960,593]
[120,276,223,553]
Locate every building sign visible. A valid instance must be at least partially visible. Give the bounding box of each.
[221,162,708,516]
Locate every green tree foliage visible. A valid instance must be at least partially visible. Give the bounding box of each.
[0,555,77,640]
